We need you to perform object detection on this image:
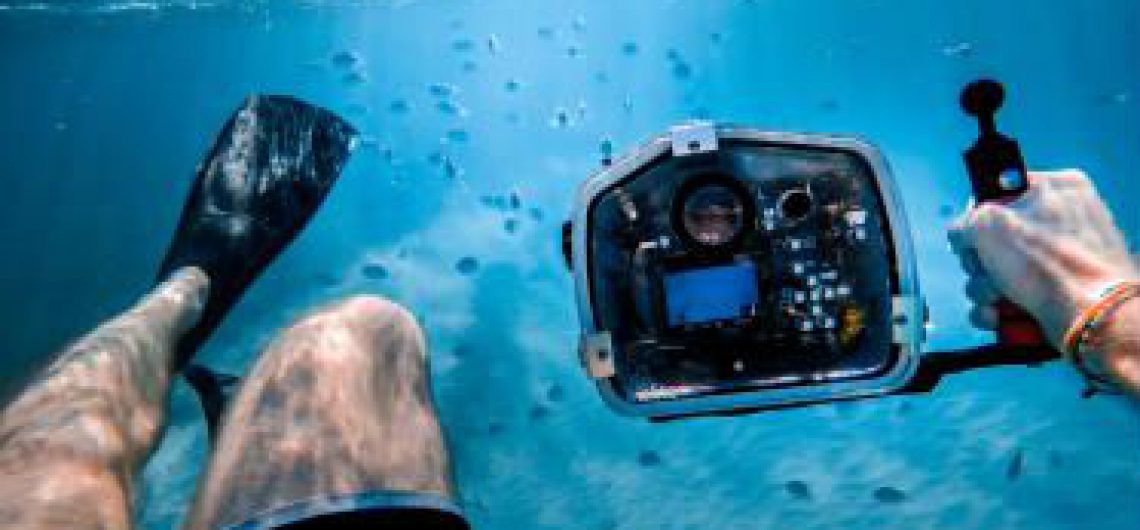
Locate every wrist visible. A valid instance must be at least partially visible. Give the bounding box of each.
[1082,292,1140,394]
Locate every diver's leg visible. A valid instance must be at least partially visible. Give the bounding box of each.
[186,295,462,530]
[0,267,208,530]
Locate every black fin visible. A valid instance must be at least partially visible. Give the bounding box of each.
[183,363,242,442]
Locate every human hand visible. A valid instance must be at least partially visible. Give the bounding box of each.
[948,170,1139,351]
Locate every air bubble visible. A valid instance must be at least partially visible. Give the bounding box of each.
[487,34,501,55]
[942,41,974,58]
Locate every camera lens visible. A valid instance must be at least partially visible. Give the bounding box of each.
[778,188,813,223]
[681,184,746,246]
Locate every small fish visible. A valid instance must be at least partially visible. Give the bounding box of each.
[504,218,519,234]
[451,38,475,52]
[784,480,812,501]
[672,61,693,80]
[873,486,907,504]
[1007,448,1025,481]
[428,83,457,98]
[456,256,479,275]
[529,404,551,421]
[600,139,614,158]
[637,450,662,467]
[551,108,571,128]
[331,50,360,68]
[388,99,410,114]
[342,70,367,85]
[445,129,470,144]
[361,263,388,280]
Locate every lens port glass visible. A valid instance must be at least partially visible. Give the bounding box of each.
[681,184,746,246]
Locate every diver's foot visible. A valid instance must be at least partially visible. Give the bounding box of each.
[157,95,357,369]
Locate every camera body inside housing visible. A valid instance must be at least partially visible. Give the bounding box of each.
[570,123,924,419]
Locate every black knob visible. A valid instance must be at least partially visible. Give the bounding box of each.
[961,79,1007,137]
[961,79,1005,117]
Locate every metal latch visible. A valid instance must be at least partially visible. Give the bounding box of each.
[669,121,718,157]
[891,295,920,345]
[580,332,616,379]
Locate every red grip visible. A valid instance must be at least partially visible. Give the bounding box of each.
[995,299,1048,347]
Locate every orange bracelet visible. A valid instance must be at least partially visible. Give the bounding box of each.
[1061,280,1140,357]
[1068,281,1140,394]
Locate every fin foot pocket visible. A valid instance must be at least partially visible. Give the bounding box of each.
[157,95,358,369]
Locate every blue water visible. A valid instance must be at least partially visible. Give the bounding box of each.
[1,1,1139,529]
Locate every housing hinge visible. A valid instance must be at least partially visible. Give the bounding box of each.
[669,121,718,157]
[891,295,920,346]
[580,332,616,379]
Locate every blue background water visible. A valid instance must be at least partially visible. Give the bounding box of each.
[1,1,1139,528]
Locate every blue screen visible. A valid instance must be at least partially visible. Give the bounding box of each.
[663,262,759,326]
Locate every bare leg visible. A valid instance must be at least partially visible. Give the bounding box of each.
[0,267,209,530]
[186,295,457,529]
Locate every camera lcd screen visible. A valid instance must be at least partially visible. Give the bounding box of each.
[663,262,759,326]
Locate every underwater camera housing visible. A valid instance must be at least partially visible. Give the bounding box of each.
[567,123,923,419]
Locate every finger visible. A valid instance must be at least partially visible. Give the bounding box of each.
[969,303,999,331]
[964,274,1002,306]
[956,248,987,277]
